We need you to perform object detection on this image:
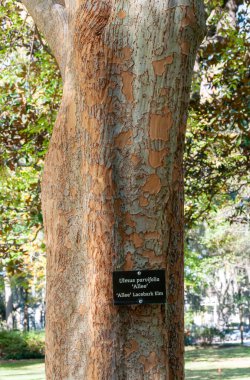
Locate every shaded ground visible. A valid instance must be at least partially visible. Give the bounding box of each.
[185,346,250,379]
[0,346,249,379]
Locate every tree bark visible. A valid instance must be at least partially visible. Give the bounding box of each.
[22,0,206,378]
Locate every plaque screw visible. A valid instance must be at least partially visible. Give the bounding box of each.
[137,271,141,276]
[138,299,143,304]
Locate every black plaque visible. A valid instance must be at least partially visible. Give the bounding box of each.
[113,269,166,305]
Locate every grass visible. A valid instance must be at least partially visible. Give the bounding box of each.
[185,345,250,379]
[0,346,249,379]
[0,359,45,380]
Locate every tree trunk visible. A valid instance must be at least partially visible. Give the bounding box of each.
[23,289,30,332]
[22,1,206,378]
[3,267,13,330]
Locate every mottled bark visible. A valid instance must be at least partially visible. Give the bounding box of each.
[22,0,205,379]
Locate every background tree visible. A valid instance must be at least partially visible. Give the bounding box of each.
[185,207,250,331]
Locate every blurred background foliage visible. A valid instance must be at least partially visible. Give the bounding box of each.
[186,0,249,226]
[0,0,61,331]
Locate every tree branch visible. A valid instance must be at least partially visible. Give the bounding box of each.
[21,0,68,76]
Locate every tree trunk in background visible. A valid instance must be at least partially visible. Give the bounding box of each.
[21,1,206,378]
[23,289,30,332]
[3,267,13,330]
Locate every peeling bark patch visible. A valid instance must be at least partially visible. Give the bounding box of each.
[142,174,162,194]
[160,88,169,96]
[128,233,143,248]
[181,41,190,55]
[149,113,172,141]
[70,187,77,198]
[89,164,113,195]
[82,110,100,141]
[124,212,136,228]
[110,46,132,65]
[148,149,168,168]
[139,351,159,373]
[66,100,77,137]
[152,55,173,76]
[115,130,133,148]
[181,6,197,27]
[145,231,160,240]
[122,46,132,61]
[117,10,127,19]
[131,153,140,166]
[121,71,134,103]
[139,196,149,207]
[123,252,134,270]
[89,199,102,211]
[78,304,86,316]
[125,339,139,358]
[144,251,164,266]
